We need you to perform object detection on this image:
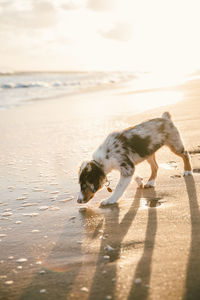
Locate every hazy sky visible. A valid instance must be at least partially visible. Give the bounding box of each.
[1,0,200,73]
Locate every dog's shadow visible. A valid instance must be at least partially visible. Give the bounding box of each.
[183,175,200,300]
[127,187,157,300]
[82,187,158,300]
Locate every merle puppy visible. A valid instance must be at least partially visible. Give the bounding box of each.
[78,112,192,206]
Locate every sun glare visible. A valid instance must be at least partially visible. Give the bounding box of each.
[1,0,200,73]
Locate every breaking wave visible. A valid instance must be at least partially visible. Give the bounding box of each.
[0,71,136,109]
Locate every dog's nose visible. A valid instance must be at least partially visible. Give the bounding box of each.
[77,192,84,203]
[77,198,83,203]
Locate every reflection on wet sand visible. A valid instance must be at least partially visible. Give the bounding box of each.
[140,196,164,208]
[19,218,85,300]
[18,186,161,300]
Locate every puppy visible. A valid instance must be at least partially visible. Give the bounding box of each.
[78,112,192,206]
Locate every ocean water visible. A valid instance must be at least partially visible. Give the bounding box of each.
[0,71,135,109]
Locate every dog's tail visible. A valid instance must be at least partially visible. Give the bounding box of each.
[162,111,172,121]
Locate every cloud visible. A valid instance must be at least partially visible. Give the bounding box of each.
[0,0,13,7]
[87,0,116,11]
[61,0,85,10]
[100,22,132,41]
[0,0,58,31]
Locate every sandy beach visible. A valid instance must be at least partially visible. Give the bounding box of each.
[0,77,200,300]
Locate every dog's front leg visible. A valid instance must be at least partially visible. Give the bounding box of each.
[101,175,132,206]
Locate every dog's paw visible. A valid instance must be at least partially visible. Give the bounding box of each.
[144,179,155,189]
[134,175,144,188]
[144,184,154,189]
[100,198,117,206]
[183,171,193,176]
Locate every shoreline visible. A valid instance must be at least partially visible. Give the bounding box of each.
[1,70,194,112]
[0,71,136,110]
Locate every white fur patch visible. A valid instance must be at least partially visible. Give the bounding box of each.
[144,179,155,188]
[183,171,193,176]
[87,164,92,172]
[80,161,88,173]
[101,197,117,206]
[101,176,132,205]
[78,191,83,202]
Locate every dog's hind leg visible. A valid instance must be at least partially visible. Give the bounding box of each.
[144,153,158,188]
[169,146,192,176]
[165,124,192,176]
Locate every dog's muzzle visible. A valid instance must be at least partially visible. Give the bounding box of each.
[77,197,89,204]
[77,191,90,203]
[77,199,83,203]
[77,191,84,203]
[77,191,93,203]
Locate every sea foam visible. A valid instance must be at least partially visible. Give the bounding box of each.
[0,71,134,109]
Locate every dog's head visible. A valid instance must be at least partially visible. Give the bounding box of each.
[78,160,106,203]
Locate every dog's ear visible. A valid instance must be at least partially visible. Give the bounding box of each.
[79,161,93,180]
[79,161,88,175]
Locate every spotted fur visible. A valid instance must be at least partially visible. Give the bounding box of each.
[78,112,192,205]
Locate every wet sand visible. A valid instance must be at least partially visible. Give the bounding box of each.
[0,78,200,300]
